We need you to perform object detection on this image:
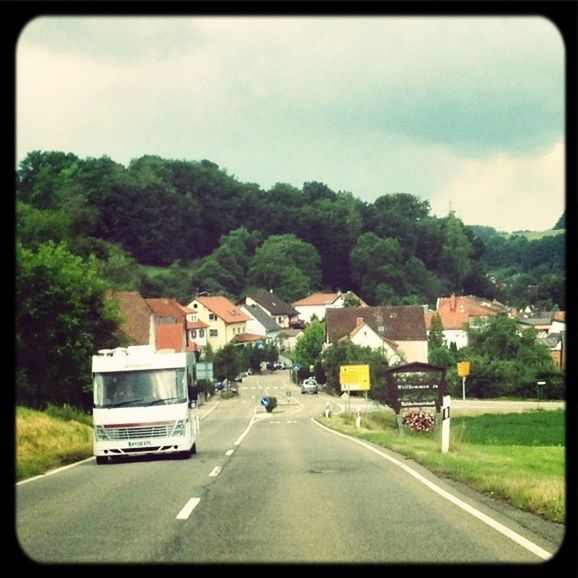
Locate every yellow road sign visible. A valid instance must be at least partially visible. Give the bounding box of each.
[339,364,371,391]
[457,361,471,377]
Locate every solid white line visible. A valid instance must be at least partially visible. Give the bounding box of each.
[312,418,553,561]
[176,497,201,520]
[16,456,95,486]
[209,466,221,477]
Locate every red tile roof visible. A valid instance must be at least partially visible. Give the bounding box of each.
[293,292,340,306]
[108,291,152,345]
[145,298,192,322]
[230,333,269,344]
[195,295,251,324]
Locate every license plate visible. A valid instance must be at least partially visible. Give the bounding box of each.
[128,440,152,448]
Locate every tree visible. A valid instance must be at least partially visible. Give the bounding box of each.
[461,316,559,398]
[294,319,326,379]
[16,241,122,409]
[213,343,244,381]
[428,312,446,350]
[248,234,321,302]
[320,340,390,401]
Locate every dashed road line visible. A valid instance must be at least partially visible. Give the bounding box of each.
[176,497,201,520]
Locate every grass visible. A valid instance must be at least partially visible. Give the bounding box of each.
[317,409,565,523]
[16,406,93,482]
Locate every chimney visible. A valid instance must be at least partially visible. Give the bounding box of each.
[450,293,457,312]
[356,316,364,327]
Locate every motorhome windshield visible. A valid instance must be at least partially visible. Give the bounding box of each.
[93,368,186,408]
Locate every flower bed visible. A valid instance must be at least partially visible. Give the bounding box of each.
[402,409,435,432]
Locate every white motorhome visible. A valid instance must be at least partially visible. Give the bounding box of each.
[91,345,200,465]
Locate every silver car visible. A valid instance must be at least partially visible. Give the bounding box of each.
[301,378,319,394]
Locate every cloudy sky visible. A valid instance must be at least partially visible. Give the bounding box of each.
[16,15,565,232]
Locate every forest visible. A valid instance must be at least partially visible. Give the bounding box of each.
[16,150,565,309]
[15,151,566,408]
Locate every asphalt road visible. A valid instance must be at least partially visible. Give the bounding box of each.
[15,370,564,564]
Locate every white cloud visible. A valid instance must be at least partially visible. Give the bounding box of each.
[430,140,565,232]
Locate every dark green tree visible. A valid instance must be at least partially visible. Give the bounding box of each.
[16,241,122,409]
[248,234,321,302]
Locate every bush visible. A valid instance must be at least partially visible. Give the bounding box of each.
[44,403,93,427]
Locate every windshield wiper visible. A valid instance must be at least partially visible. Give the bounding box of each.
[148,397,185,406]
[104,398,146,408]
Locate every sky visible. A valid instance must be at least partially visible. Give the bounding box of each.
[16,15,566,233]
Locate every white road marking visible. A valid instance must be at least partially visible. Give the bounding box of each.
[313,418,553,561]
[225,449,234,456]
[209,466,221,477]
[234,415,257,446]
[176,497,200,520]
[17,456,95,485]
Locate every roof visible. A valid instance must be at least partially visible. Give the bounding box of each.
[437,295,511,317]
[239,303,282,332]
[432,295,511,330]
[145,298,191,322]
[108,291,152,345]
[194,295,251,324]
[293,292,340,307]
[249,291,299,316]
[326,306,427,342]
[230,333,269,344]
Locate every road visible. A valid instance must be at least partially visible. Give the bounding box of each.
[15,370,564,564]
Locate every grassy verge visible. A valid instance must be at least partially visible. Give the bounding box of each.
[16,406,93,482]
[317,409,565,523]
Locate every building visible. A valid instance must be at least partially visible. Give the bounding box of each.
[244,290,299,328]
[107,291,156,347]
[145,298,200,353]
[325,305,428,363]
[293,290,368,323]
[424,294,512,350]
[238,302,282,340]
[186,295,251,351]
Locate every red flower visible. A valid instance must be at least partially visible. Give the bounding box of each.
[403,410,434,432]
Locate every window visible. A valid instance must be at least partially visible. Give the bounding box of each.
[209,329,218,337]
[199,329,205,338]
[190,330,197,339]
[209,313,217,321]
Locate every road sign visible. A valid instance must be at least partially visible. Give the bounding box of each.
[339,364,371,391]
[293,364,300,371]
[457,361,470,377]
[260,397,270,407]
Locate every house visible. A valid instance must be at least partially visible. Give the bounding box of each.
[345,317,402,364]
[325,305,428,363]
[145,298,201,353]
[293,290,368,323]
[277,327,304,354]
[517,309,566,368]
[244,291,299,328]
[425,294,512,350]
[186,295,251,350]
[239,302,282,340]
[107,291,156,347]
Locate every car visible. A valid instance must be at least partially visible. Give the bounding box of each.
[301,377,319,394]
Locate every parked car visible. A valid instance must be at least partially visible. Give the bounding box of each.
[301,377,319,394]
